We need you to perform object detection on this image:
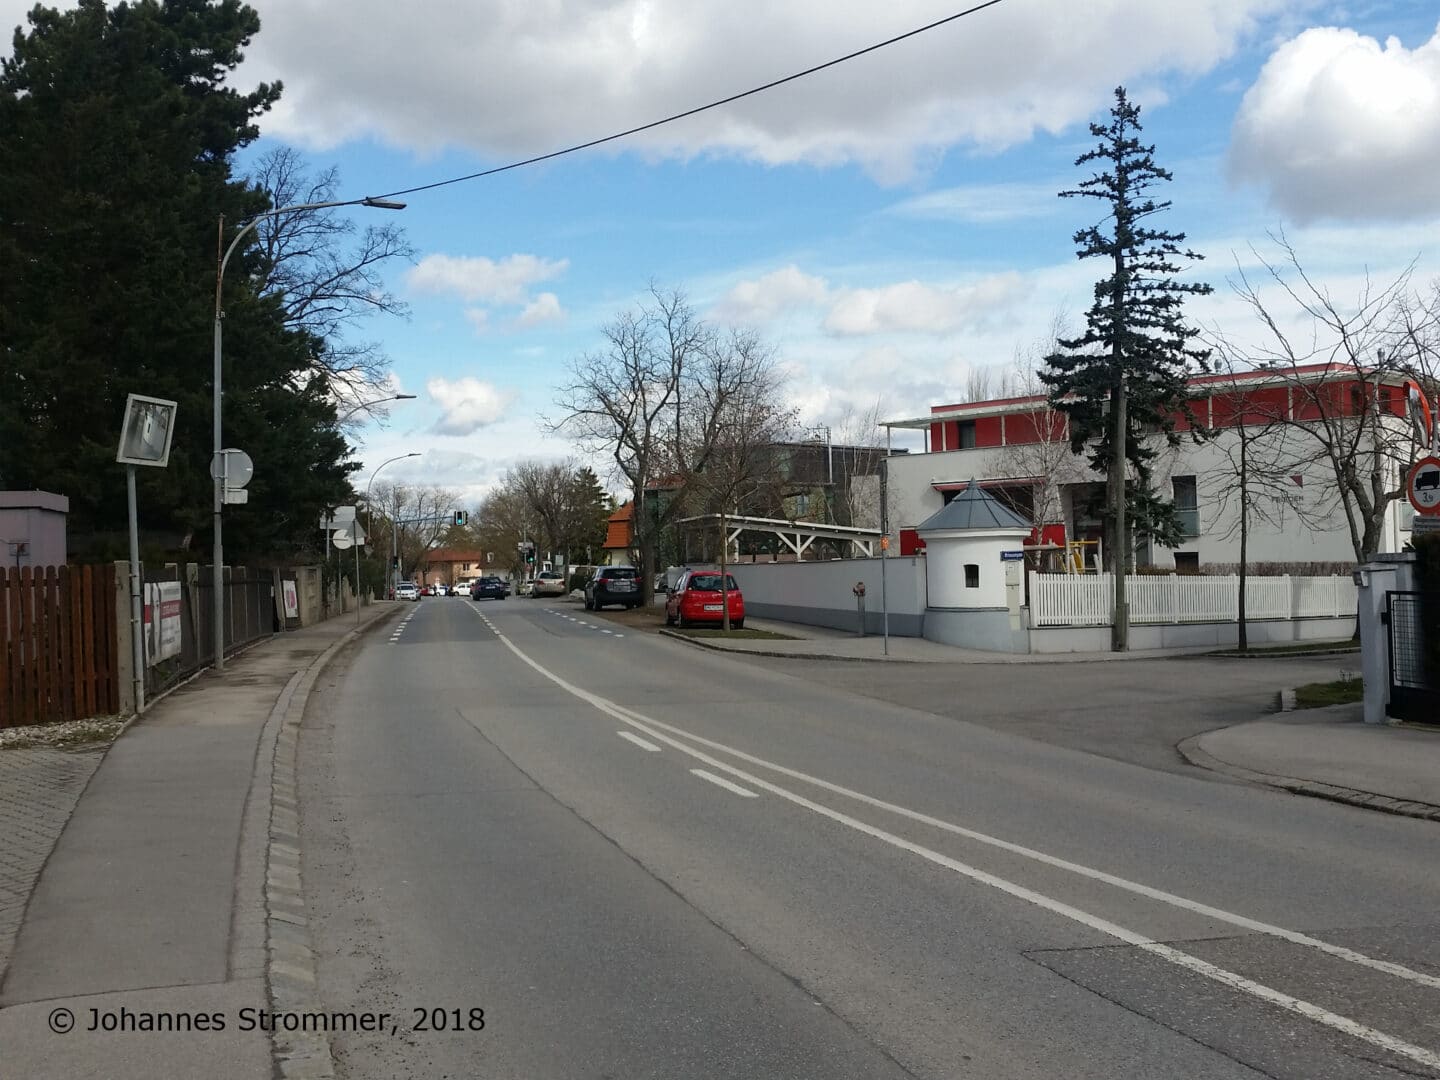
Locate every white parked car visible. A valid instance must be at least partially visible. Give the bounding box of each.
[433,583,448,597]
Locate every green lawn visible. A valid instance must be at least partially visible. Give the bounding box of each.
[1292,679,1364,709]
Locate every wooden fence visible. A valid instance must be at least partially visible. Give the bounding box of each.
[1,564,119,728]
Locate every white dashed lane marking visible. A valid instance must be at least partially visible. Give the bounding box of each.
[389,607,420,643]
[537,608,624,638]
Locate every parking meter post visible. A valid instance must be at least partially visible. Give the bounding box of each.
[853,581,867,637]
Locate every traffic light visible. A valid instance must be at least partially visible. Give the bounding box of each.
[391,556,399,569]
[525,549,535,564]
[453,510,468,526]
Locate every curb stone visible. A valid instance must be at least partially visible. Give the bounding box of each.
[261,607,402,1080]
[1207,646,1360,659]
[1177,733,1440,823]
[657,628,925,663]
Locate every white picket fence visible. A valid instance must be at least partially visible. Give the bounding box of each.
[1027,572,1356,627]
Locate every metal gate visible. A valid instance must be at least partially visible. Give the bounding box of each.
[1386,591,1439,723]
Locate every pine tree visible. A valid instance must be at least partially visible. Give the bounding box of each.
[1039,86,1212,650]
[0,0,358,559]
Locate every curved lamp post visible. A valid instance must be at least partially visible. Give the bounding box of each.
[364,453,422,605]
[338,392,416,426]
[212,195,405,670]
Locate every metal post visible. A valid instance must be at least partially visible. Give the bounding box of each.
[826,426,834,524]
[880,428,891,656]
[127,465,146,712]
[212,306,225,671]
[210,200,405,669]
[355,529,362,626]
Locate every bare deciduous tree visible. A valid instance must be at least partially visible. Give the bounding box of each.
[249,147,416,412]
[1232,238,1436,564]
[366,481,460,583]
[984,322,1087,539]
[1202,344,1331,650]
[688,350,796,628]
[552,286,789,603]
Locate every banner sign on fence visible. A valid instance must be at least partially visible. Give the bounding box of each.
[282,579,300,619]
[143,581,182,664]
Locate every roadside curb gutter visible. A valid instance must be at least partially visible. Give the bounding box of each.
[656,628,923,663]
[1177,733,1440,823]
[259,606,402,1080]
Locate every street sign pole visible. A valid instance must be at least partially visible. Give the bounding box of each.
[126,465,145,714]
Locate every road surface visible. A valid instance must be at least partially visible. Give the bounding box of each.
[297,597,1440,1079]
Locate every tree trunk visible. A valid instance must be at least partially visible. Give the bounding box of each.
[719,510,731,632]
[1110,375,1129,652]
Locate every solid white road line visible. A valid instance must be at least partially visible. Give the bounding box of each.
[617,731,662,752]
[600,707,1440,994]
[690,769,760,798]
[490,629,1440,1073]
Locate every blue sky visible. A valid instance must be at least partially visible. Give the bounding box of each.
[8,1,1440,508]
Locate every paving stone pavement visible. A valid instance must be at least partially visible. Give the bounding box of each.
[0,746,107,985]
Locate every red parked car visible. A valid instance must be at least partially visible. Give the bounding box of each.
[665,570,744,629]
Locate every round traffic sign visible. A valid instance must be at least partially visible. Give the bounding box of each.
[331,530,354,550]
[210,448,254,488]
[1407,455,1440,515]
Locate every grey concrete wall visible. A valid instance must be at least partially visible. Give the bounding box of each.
[923,608,1029,652]
[1029,616,1357,653]
[726,557,927,637]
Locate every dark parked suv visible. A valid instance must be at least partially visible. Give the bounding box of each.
[470,575,510,601]
[584,566,642,610]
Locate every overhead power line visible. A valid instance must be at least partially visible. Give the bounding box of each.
[370,0,1009,201]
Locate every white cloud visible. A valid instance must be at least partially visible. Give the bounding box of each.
[823,274,1026,336]
[427,377,517,436]
[713,266,830,323]
[516,292,565,328]
[407,254,569,304]
[239,1,1290,182]
[462,308,490,334]
[1230,22,1440,222]
[886,181,1062,223]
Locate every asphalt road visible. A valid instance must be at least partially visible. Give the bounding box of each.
[298,597,1440,1079]
[738,651,1359,774]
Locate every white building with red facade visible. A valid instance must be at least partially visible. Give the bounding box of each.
[882,363,1420,571]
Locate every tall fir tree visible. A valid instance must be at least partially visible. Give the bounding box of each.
[1039,86,1212,650]
[0,0,356,560]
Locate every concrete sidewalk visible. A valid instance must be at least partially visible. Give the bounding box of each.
[0,601,399,1080]
[1180,706,1440,821]
[664,615,1229,663]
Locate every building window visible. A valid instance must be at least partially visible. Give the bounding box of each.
[462,563,471,571]
[1174,552,1199,573]
[958,420,977,449]
[1172,475,1199,538]
[964,563,980,588]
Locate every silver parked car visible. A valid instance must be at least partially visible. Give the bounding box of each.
[531,570,567,598]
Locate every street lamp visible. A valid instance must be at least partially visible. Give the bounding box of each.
[338,393,417,426]
[212,195,405,670]
[364,453,421,602]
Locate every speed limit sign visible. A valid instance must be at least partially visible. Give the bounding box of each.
[1408,455,1440,515]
